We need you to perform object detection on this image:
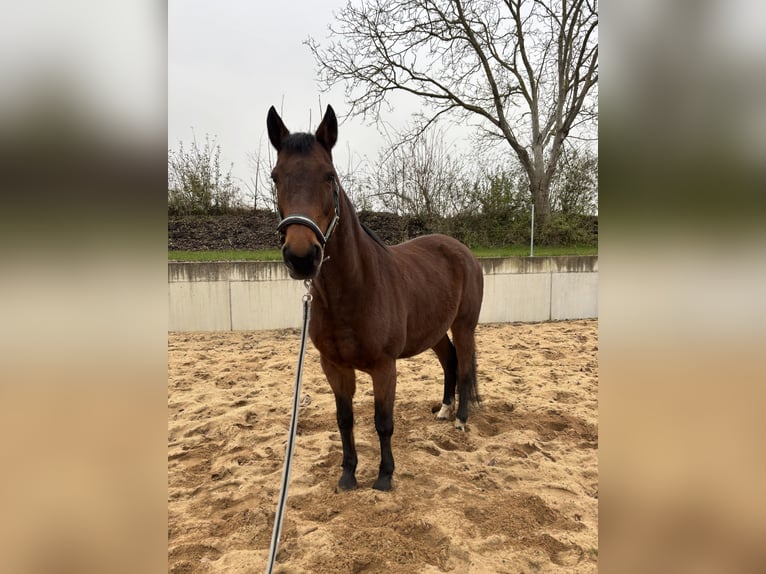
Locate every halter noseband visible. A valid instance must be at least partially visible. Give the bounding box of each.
[276,177,340,247]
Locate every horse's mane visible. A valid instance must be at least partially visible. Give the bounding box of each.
[282,132,316,154]
[343,194,388,251]
[361,221,389,251]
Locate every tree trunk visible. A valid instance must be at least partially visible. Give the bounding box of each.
[528,143,551,229]
[530,175,551,229]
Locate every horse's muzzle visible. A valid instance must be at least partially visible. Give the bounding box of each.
[282,243,323,279]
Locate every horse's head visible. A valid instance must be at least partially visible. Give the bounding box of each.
[267,105,339,280]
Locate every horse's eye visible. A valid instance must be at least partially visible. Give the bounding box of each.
[326,173,335,183]
[271,173,279,184]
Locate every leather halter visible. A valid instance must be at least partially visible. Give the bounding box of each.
[276,177,340,247]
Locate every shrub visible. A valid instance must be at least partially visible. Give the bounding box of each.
[168,134,241,215]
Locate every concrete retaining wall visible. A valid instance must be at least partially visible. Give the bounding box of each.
[168,256,597,331]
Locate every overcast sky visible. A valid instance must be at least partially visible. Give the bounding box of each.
[169,0,412,190]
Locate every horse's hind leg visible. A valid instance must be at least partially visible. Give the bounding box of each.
[321,356,358,490]
[432,334,457,420]
[451,323,480,431]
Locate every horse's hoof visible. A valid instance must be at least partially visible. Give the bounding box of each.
[436,403,454,420]
[337,473,357,491]
[372,475,393,491]
[454,419,466,431]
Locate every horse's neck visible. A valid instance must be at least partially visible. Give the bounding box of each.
[314,192,379,300]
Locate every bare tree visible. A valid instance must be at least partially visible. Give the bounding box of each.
[307,0,598,226]
[245,135,278,213]
[168,133,241,215]
[373,127,470,219]
[336,140,376,212]
[549,145,597,215]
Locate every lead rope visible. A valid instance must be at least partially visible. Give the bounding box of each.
[265,279,313,574]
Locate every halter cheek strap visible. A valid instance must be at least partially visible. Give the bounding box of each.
[277,177,341,247]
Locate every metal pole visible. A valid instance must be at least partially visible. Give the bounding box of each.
[530,204,535,257]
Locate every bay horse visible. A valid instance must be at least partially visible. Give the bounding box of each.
[267,104,483,491]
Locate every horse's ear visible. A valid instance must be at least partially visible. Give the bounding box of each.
[267,106,289,152]
[315,105,338,153]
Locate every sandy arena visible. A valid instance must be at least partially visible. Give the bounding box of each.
[168,320,598,573]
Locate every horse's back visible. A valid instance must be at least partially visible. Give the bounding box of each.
[391,233,482,289]
[389,234,483,350]
[391,233,473,260]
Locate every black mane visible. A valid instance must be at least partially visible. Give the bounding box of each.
[282,132,316,154]
[361,221,389,251]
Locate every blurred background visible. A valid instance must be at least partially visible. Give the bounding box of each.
[1,0,765,572]
[0,2,167,573]
[600,0,766,571]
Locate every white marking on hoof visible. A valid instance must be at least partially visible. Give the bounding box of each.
[436,403,454,420]
[454,419,466,431]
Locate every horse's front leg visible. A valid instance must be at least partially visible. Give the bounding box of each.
[370,360,397,491]
[321,356,358,490]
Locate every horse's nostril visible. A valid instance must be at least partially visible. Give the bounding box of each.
[283,244,322,278]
